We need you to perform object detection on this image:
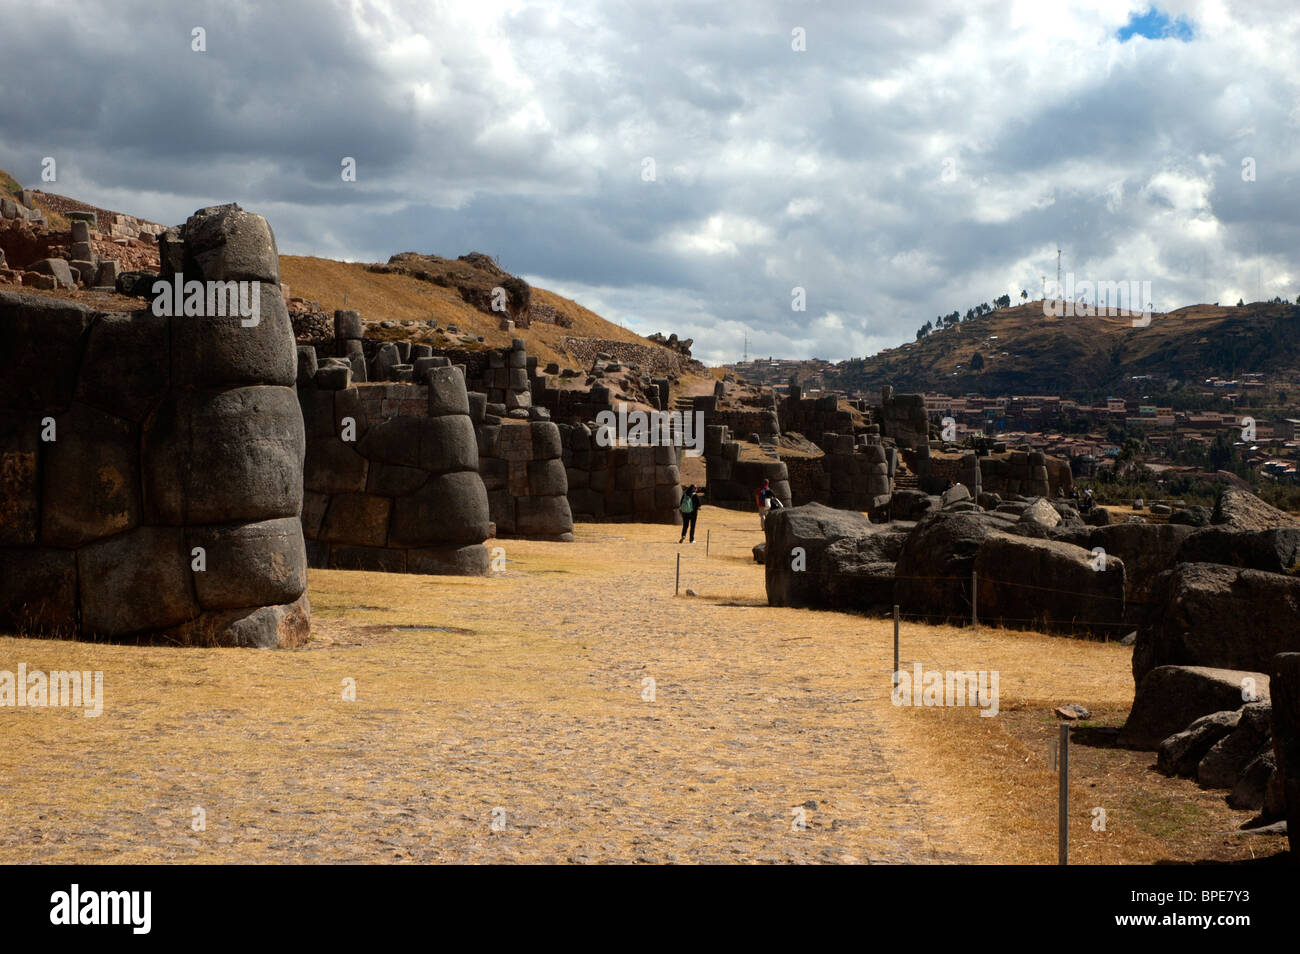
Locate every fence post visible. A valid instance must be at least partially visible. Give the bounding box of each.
[1058,722,1069,866]
[675,552,680,596]
[892,604,900,689]
[971,569,978,629]
[706,529,710,557]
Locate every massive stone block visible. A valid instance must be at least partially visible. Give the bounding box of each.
[0,547,78,634]
[0,291,94,412]
[143,386,305,525]
[1134,563,1300,683]
[181,204,281,285]
[1120,665,1268,749]
[356,415,477,474]
[186,517,307,611]
[74,310,170,422]
[0,414,39,545]
[319,493,391,547]
[78,526,200,638]
[390,470,490,546]
[170,283,296,388]
[973,533,1126,636]
[40,403,140,547]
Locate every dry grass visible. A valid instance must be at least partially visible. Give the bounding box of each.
[279,256,667,375]
[0,508,1284,864]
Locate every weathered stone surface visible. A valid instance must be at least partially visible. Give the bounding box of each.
[531,421,563,459]
[0,290,94,411]
[365,462,428,496]
[73,309,170,421]
[1212,487,1300,531]
[1157,709,1240,777]
[78,527,199,637]
[0,415,39,545]
[515,495,573,537]
[0,547,77,634]
[27,258,76,289]
[426,366,470,416]
[334,309,363,339]
[526,458,568,497]
[390,470,490,546]
[407,544,490,576]
[1086,522,1194,607]
[166,592,310,648]
[356,415,477,474]
[765,503,889,609]
[143,386,305,525]
[1134,562,1300,682]
[40,403,139,547]
[1019,497,1061,528]
[303,437,368,494]
[895,511,998,621]
[186,517,307,610]
[1176,527,1300,574]
[1197,702,1273,790]
[170,283,297,388]
[1227,751,1276,811]
[974,533,1125,636]
[890,489,939,522]
[1120,665,1268,749]
[319,493,391,547]
[182,204,280,284]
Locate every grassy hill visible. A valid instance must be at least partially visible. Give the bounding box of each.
[280,254,672,373]
[834,300,1300,398]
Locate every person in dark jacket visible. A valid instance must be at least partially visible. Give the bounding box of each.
[679,484,705,543]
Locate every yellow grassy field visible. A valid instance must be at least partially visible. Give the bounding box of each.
[0,508,1283,864]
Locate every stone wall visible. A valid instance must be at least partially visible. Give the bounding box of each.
[876,386,929,449]
[297,358,491,575]
[0,204,310,646]
[559,423,683,523]
[702,426,792,511]
[908,447,1070,498]
[477,419,574,540]
[778,392,855,449]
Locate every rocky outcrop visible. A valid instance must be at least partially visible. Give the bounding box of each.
[764,503,901,611]
[1133,563,1300,683]
[973,533,1126,636]
[1120,665,1267,749]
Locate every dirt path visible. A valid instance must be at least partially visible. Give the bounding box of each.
[0,508,1277,863]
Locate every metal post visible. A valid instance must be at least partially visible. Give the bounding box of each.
[971,569,978,629]
[892,604,900,687]
[706,529,710,557]
[1058,722,1069,866]
[675,552,680,596]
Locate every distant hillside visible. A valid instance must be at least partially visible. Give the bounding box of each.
[833,300,1300,398]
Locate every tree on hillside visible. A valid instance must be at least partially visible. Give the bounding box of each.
[970,351,985,371]
[1021,289,1028,303]
[994,294,1011,309]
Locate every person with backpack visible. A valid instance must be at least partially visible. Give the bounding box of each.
[679,484,705,543]
[756,478,783,528]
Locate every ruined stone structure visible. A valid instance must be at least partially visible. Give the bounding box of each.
[909,446,1067,498]
[876,386,929,449]
[702,425,792,511]
[0,204,310,646]
[478,419,574,540]
[778,390,856,449]
[559,424,683,523]
[297,357,491,575]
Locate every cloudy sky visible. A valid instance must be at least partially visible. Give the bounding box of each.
[2,0,1299,363]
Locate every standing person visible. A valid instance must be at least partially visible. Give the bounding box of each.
[756,478,784,528]
[679,484,704,543]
